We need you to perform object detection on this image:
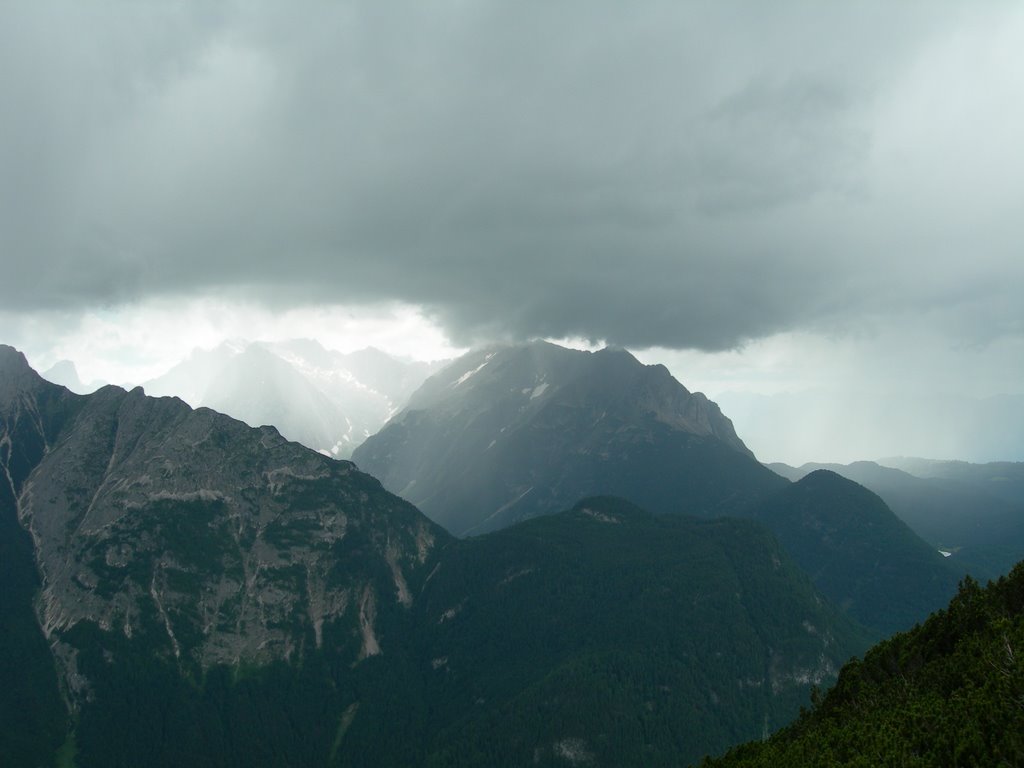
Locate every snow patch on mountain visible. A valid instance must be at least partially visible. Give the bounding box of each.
[454,355,494,387]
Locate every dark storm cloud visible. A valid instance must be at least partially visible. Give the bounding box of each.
[3,1,1022,350]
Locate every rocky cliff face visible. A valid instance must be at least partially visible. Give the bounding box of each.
[0,344,447,702]
[354,341,786,535]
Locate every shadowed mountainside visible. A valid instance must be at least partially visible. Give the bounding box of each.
[354,341,787,536]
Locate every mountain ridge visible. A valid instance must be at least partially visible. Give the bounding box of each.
[0,343,876,767]
[408,494,872,766]
[749,470,962,635]
[139,338,445,457]
[770,459,1024,580]
[354,340,785,536]
[2,343,447,676]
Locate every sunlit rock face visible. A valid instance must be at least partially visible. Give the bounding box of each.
[1,344,446,698]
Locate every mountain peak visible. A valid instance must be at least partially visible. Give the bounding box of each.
[0,356,449,677]
[40,359,83,389]
[0,345,48,402]
[594,343,631,356]
[797,468,847,486]
[0,344,31,372]
[752,467,960,634]
[355,340,783,535]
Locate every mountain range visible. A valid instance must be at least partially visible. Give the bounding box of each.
[1,344,876,767]
[715,389,1024,466]
[772,460,1024,581]
[137,338,445,458]
[40,359,107,394]
[355,340,962,636]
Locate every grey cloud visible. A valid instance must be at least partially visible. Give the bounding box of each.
[2,1,1021,351]
[694,76,868,214]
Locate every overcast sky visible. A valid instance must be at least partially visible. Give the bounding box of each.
[3,1,1023,463]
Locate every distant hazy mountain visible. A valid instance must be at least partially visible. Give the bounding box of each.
[716,390,1024,466]
[1,345,869,767]
[880,456,1024,507]
[750,470,962,636]
[271,340,438,408]
[142,338,444,457]
[354,340,787,536]
[770,460,1024,580]
[40,359,105,394]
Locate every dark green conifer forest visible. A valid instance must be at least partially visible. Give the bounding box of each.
[705,563,1024,767]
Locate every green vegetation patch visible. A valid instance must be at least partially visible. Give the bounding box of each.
[706,563,1024,767]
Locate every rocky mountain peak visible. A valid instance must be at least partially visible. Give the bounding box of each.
[354,340,782,535]
[0,344,40,395]
[405,340,749,452]
[40,359,88,393]
[0,343,29,367]
[0,349,449,709]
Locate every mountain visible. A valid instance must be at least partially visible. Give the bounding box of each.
[749,470,962,636]
[273,341,441,409]
[408,496,870,767]
[199,342,364,454]
[353,341,788,536]
[1,343,447,766]
[142,338,444,457]
[40,359,105,394]
[880,456,1024,508]
[1,344,872,767]
[704,561,1024,767]
[40,359,85,391]
[715,389,1024,466]
[770,460,1024,580]
[352,342,959,633]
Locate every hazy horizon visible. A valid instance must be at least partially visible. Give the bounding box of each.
[19,332,1024,468]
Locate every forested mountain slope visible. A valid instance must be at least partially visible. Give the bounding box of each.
[407,496,871,767]
[749,471,963,636]
[705,562,1024,767]
[770,460,1024,580]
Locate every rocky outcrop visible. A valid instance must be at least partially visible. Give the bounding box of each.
[0,344,448,704]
